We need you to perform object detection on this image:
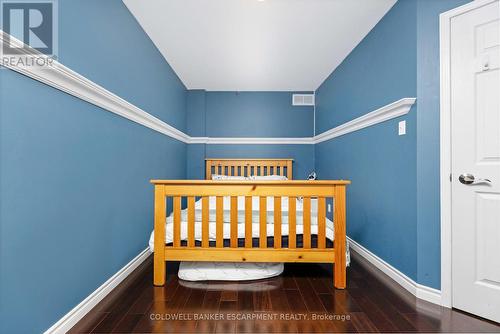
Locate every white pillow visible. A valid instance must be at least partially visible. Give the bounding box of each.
[250,175,288,181]
[211,174,248,180]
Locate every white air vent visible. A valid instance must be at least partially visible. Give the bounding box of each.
[292,94,315,106]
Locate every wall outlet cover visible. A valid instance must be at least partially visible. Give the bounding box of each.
[398,120,406,135]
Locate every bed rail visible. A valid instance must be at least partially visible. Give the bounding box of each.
[150,180,349,289]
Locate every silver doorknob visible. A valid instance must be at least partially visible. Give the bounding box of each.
[459,173,492,185]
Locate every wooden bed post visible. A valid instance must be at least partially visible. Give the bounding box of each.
[334,185,347,289]
[286,160,293,179]
[205,161,212,180]
[153,184,166,286]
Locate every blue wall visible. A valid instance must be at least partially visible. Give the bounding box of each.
[314,0,415,134]
[0,1,187,333]
[415,0,470,288]
[315,0,418,281]
[315,0,472,289]
[206,91,313,137]
[0,3,475,332]
[59,0,186,131]
[186,90,207,137]
[186,91,315,180]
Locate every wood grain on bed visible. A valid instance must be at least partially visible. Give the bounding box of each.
[151,158,350,290]
[205,158,293,179]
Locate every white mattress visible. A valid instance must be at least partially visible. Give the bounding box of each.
[148,196,350,281]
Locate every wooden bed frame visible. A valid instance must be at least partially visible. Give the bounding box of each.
[151,158,350,289]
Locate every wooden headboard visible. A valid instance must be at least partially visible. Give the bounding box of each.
[205,159,293,180]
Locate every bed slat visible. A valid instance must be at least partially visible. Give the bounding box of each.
[173,196,181,247]
[230,196,238,248]
[187,196,195,247]
[259,196,267,248]
[318,197,326,249]
[202,197,209,248]
[216,196,223,248]
[245,196,252,248]
[274,196,282,248]
[289,197,296,249]
[303,197,311,249]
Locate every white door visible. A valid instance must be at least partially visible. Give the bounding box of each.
[451,0,500,323]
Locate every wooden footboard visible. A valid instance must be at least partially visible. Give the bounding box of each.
[150,180,350,289]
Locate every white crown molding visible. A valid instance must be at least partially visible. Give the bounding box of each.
[1,30,415,146]
[43,248,150,334]
[348,237,442,305]
[189,137,314,145]
[0,30,190,144]
[190,98,415,144]
[313,98,416,144]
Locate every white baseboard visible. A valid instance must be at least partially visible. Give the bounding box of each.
[415,282,442,305]
[43,248,151,334]
[347,237,442,305]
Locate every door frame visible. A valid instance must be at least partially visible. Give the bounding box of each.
[439,0,498,308]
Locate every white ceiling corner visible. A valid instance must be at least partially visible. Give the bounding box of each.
[123,0,396,91]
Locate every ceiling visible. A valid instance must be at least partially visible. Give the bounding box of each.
[123,0,396,91]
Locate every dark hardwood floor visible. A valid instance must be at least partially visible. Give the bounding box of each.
[70,252,500,333]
